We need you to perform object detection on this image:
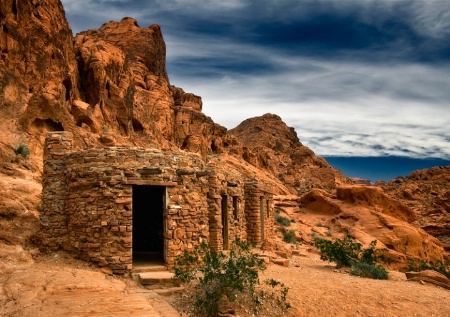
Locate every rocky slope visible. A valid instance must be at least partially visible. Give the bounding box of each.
[274,185,445,269]
[230,114,349,193]
[382,166,450,255]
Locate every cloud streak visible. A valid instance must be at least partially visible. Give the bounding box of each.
[61,0,450,160]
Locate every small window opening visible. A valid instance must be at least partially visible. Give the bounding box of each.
[232,197,238,220]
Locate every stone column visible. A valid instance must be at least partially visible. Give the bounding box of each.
[40,131,73,250]
[206,163,223,252]
[244,180,262,244]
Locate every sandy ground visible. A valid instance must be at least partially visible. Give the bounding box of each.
[1,249,449,317]
[261,252,450,317]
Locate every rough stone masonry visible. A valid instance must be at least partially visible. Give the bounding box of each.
[41,131,274,274]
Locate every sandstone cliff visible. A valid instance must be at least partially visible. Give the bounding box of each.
[0,0,79,170]
[274,185,445,269]
[383,166,450,256]
[229,114,349,193]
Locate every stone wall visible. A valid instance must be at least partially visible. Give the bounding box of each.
[41,131,274,274]
[41,131,73,249]
[207,162,246,251]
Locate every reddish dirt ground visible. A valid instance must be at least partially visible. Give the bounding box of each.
[2,249,448,317]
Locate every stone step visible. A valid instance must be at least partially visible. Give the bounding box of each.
[153,286,185,296]
[137,271,177,286]
[132,264,168,273]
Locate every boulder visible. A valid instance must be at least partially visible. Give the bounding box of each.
[406,270,450,290]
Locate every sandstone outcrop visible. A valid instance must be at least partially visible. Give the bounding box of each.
[72,17,245,161]
[229,113,349,194]
[1,3,236,165]
[405,270,450,290]
[0,0,80,166]
[383,166,450,256]
[274,185,445,269]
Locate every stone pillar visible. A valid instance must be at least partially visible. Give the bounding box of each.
[40,131,73,250]
[207,163,223,252]
[244,180,262,244]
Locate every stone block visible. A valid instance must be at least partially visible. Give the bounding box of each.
[272,258,290,267]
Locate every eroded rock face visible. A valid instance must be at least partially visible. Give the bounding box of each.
[405,270,450,290]
[383,166,450,256]
[336,186,417,223]
[73,17,233,158]
[74,18,171,141]
[275,186,445,269]
[229,113,349,193]
[0,0,80,159]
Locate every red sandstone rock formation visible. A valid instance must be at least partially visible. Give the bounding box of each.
[274,185,445,269]
[405,270,450,290]
[229,114,349,193]
[0,0,80,165]
[383,166,450,256]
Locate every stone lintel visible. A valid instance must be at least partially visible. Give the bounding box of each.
[123,180,177,186]
[137,168,162,175]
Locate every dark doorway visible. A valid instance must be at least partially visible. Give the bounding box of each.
[132,185,165,264]
[221,195,229,250]
[260,197,265,242]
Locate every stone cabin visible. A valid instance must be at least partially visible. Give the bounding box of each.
[41,132,274,274]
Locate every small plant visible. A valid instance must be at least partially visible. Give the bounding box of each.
[14,142,30,158]
[102,124,108,133]
[315,236,389,280]
[282,229,297,244]
[315,236,387,268]
[315,236,362,268]
[316,222,330,229]
[174,238,290,316]
[275,214,291,226]
[406,259,450,279]
[350,262,388,280]
[326,230,332,237]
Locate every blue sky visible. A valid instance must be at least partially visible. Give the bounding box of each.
[61,0,450,164]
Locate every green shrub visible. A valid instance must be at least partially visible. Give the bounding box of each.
[406,259,450,279]
[275,214,291,226]
[315,236,390,280]
[282,229,297,244]
[174,238,290,317]
[315,236,388,268]
[350,262,389,280]
[14,142,30,158]
[314,236,362,268]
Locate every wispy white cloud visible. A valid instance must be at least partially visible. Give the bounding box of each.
[169,56,450,159]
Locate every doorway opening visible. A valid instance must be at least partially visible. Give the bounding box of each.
[221,195,229,250]
[260,197,265,242]
[132,185,165,265]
